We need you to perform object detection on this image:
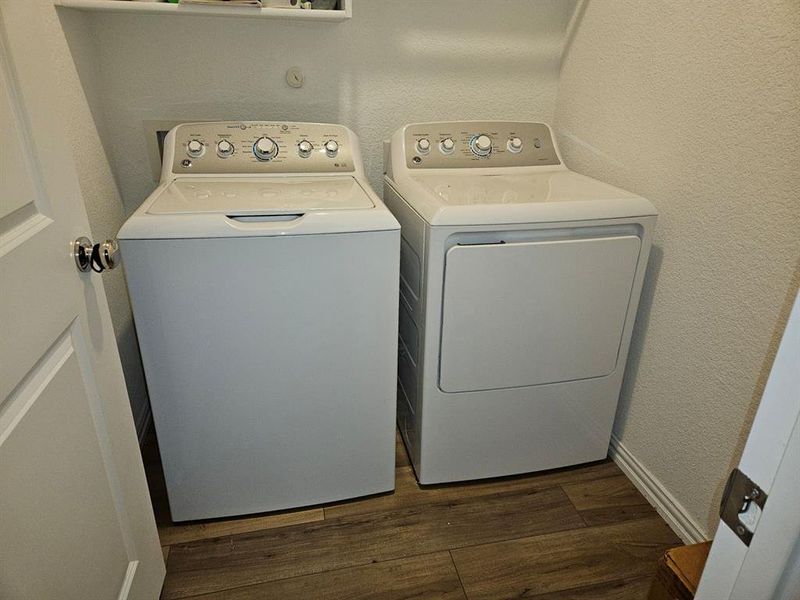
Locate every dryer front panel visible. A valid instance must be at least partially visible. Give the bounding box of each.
[438,234,641,393]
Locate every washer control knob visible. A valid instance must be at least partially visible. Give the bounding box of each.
[216,139,234,158]
[186,139,204,158]
[324,139,339,158]
[507,137,523,153]
[470,134,493,157]
[253,136,278,161]
[416,138,431,154]
[440,137,455,154]
[297,140,313,158]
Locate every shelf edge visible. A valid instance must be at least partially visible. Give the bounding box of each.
[54,0,351,21]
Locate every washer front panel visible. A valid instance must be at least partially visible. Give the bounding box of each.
[404,121,560,169]
[172,122,355,174]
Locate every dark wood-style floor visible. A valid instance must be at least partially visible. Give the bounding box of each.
[142,430,680,599]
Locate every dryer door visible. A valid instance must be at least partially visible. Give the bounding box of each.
[439,235,641,392]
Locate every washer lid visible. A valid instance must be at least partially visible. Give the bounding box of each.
[147,176,374,215]
[119,175,399,239]
[392,170,656,225]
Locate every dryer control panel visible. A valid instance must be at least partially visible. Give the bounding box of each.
[170,122,355,174]
[403,121,560,169]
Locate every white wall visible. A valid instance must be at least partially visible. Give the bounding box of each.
[556,0,800,536]
[68,0,575,213]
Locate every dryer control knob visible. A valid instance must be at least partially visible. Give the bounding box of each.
[324,140,339,158]
[440,137,455,154]
[253,137,278,161]
[216,139,234,157]
[187,139,205,158]
[470,134,493,157]
[507,137,523,153]
[297,140,313,158]
[416,138,431,154]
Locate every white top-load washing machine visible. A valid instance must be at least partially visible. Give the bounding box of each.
[383,121,657,484]
[119,121,400,521]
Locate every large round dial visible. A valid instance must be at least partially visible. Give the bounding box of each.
[253,136,278,161]
[470,134,493,157]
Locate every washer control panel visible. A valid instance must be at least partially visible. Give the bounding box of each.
[404,121,560,169]
[171,122,354,174]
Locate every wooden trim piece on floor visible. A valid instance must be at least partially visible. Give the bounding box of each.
[609,434,707,544]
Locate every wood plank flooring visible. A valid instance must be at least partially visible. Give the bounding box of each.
[142,430,680,599]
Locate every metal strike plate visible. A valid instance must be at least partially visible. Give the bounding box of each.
[720,468,768,546]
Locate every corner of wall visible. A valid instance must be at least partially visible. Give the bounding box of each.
[609,435,708,544]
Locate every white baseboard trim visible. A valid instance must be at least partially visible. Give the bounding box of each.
[609,434,708,544]
[135,402,153,447]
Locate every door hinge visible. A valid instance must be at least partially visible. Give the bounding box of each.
[720,468,768,546]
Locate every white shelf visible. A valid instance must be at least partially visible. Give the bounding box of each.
[55,0,351,21]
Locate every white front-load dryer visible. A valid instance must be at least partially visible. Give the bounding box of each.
[119,121,400,521]
[383,121,657,484]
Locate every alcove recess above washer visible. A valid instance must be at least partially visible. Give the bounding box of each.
[54,0,350,21]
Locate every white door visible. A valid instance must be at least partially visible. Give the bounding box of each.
[696,291,800,600]
[0,5,164,599]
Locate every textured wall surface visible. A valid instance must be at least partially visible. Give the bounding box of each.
[26,2,151,437]
[69,0,574,213]
[556,0,800,535]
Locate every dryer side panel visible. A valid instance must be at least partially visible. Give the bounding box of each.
[382,180,427,469]
[439,235,641,393]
